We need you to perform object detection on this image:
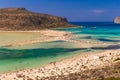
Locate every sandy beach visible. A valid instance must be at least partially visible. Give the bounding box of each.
[0,30,72,47]
[0,30,109,48]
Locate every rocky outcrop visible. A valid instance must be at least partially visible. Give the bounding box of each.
[42,62,120,80]
[0,8,75,30]
[114,16,120,24]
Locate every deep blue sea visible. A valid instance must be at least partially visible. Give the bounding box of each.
[71,22,120,27]
[57,22,120,43]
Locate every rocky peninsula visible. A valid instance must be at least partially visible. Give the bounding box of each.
[114,16,120,24]
[0,8,74,30]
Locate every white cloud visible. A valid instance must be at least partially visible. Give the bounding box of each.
[91,10,104,14]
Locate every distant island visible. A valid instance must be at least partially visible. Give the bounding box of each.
[114,16,120,24]
[0,8,74,30]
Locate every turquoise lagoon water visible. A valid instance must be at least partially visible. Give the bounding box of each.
[0,22,120,73]
[0,41,92,73]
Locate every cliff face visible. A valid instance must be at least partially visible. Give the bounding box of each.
[0,8,74,30]
[114,16,120,24]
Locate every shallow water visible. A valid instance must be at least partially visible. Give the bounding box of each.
[0,22,120,73]
[0,41,91,73]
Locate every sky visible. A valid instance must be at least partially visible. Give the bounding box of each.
[0,0,120,22]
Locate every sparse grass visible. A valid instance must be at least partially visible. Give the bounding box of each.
[104,77,120,80]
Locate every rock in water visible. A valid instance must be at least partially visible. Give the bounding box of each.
[114,16,120,24]
[0,8,75,30]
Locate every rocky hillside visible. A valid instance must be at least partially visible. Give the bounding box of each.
[0,8,75,30]
[114,16,120,24]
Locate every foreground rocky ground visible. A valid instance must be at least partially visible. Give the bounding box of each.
[42,61,120,80]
